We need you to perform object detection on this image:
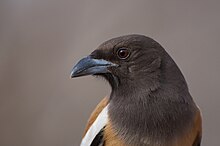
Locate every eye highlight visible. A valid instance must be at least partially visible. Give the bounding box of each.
[117,48,130,59]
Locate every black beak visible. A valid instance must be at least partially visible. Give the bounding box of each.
[71,56,118,78]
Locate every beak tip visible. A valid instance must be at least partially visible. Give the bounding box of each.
[70,71,77,78]
[70,68,76,78]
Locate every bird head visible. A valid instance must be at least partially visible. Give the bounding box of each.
[71,34,185,94]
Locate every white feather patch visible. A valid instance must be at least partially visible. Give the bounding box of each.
[80,105,109,146]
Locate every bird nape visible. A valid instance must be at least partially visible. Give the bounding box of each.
[71,34,202,146]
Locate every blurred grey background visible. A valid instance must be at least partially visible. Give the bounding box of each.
[0,0,219,146]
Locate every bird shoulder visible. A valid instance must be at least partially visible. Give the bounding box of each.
[173,108,202,146]
[80,97,109,146]
[83,97,109,136]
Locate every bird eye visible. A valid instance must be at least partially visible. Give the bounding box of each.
[117,48,130,59]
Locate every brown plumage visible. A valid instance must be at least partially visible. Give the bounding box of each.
[82,97,201,146]
[71,34,202,146]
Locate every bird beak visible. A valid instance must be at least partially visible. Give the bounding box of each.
[71,56,118,78]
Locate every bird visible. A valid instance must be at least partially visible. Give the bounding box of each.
[70,34,202,146]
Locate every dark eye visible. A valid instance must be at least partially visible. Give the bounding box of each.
[117,48,130,59]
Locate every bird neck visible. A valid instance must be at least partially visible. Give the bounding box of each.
[108,85,196,145]
[108,57,197,145]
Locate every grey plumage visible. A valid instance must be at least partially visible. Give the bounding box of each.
[91,35,198,145]
[71,34,201,146]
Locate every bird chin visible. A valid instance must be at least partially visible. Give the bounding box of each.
[94,73,119,89]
